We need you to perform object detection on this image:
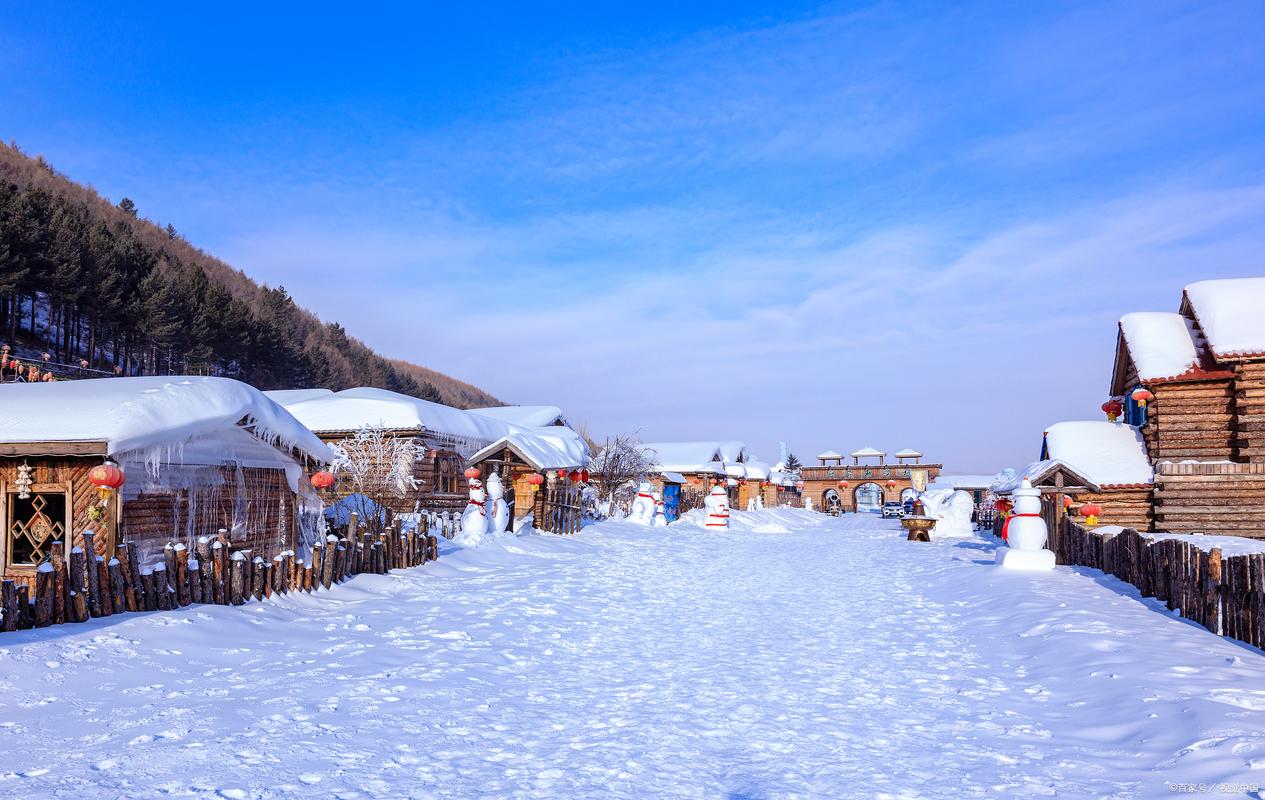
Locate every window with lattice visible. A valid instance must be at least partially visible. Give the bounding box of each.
[6,490,67,569]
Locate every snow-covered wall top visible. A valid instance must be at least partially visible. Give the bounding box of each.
[0,376,333,465]
[641,442,727,474]
[1185,277,1265,358]
[1119,312,1201,381]
[1043,421,1153,487]
[470,405,566,428]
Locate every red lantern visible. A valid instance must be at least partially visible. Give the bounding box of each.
[464,467,481,480]
[1079,503,1102,525]
[557,469,568,480]
[1131,388,1153,408]
[526,472,544,486]
[838,480,848,488]
[580,469,590,482]
[887,480,896,489]
[310,470,335,490]
[1101,398,1123,421]
[1062,495,1073,510]
[569,470,581,482]
[89,461,125,501]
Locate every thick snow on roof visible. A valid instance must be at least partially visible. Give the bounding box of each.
[1185,278,1265,358]
[742,461,771,480]
[641,442,727,474]
[718,441,746,463]
[469,429,587,472]
[851,447,885,458]
[283,388,511,442]
[1119,312,1201,381]
[894,448,923,458]
[0,376,332,465]
[471,405,566,428]
[725,462,748,478]
[658,471,688,484]
[931,474,999,490]
[816,450,843,460]
[264,388,334,405]
[1043,421,1153,487]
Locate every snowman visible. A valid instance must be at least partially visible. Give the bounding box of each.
[651,489,668,527]
[995,478,1056,571]
[456,477,489,545]
[627,480,655,526]
[486,473,511,534]
[704,486,730,530]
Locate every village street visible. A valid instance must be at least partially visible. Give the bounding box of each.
[2,510,1265,799]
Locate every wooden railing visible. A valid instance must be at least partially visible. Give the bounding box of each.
[1052,518,1251,642]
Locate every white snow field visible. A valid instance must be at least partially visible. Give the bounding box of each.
[3,510,1265,799]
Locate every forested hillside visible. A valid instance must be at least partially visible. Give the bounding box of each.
[0,142,501,407]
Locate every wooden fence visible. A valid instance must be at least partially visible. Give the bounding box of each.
[1051,517,1261,642]
[0,513,439,634]
[536,482,583,534]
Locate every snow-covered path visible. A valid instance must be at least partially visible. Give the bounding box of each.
[3,511,1265,799]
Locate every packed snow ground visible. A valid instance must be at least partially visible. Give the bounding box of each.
[3,511,1265,799]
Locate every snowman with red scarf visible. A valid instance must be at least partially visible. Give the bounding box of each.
[995,478,1055,571]
[704,485,730,530]
[627,480,655,525]
[456,477,489,545]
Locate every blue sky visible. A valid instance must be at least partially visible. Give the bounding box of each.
[3,1,1264,471]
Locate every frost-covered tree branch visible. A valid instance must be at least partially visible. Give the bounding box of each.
[589,432,653,516]
[329,424,421,529]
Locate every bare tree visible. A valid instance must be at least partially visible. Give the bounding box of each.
[328,424,421,531]
[589,432,654,517]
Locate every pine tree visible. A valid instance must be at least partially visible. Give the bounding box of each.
[117,197,137,217]
[786,453,802,471]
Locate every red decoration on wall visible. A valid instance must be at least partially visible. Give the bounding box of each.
[526,472,544,486]
[464,467,481,480]
[88,462,126,491]
[310,470,335,490]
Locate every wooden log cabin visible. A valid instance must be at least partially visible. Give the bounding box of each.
[0,377,333,590]
[466,428,590,527]
[992,421,1155,531]
[641,442,729,494]
[278,389,589,526]
[1005,276,1265,537]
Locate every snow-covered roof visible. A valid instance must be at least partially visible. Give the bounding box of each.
[1184,278,1265,359]
[471,405,567,428]
[816,450,843,460]
[1042,421,1153,488]
[283,387,511,442]
[1119,312,1203,381]
[851,447,884,458]
[724,462,748,478]
[0,376,333,466]
[468,430,587,472]
[718,441,746,463]
[641,442,727,474]
[264,388,334,405]
[991,460,1097,494]
[894,448,923,459]
[658,471,688,484]
[932,474,999,490]
[742,460,771,481]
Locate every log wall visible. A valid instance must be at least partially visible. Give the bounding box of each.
[1153,461,1265,536]
[1235,362,1265,463]
[0,457,112,589]
[1150,380,1236,461]
[1076,487,1153,532]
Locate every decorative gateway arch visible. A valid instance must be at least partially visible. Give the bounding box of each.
[801,448,942,515]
